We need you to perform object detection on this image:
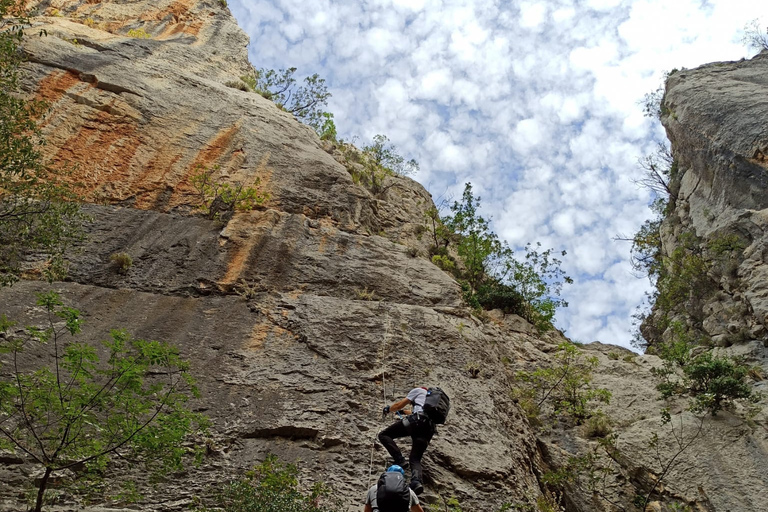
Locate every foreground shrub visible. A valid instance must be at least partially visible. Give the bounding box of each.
[515,342,611,423]
[200,454,342,512]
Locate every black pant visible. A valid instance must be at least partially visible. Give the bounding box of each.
[378,414,434,485]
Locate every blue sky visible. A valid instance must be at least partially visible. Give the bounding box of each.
[227,0,768,349]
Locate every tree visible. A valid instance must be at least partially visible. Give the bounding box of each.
[742,19,768,52]
[361,134,419,177]
[443,183,501,294]
[0,292,206,512]
[354,134,419,195]
[440,183,571,329]
[634,142,676,201]
[497,243,572,330]
[244,67,333,135]
[0,1,84,286]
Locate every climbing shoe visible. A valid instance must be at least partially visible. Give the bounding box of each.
[409,480,424,495]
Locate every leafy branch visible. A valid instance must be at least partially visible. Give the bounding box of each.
[0,292,207,512]
[191,165,269,221]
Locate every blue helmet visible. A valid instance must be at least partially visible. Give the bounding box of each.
[387,464,405,476]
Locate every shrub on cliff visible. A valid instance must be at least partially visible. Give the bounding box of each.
[515,342,611,424]
[338,134,420,196]
[0,292,207,512]
[242,67,335,139]
[191,165,269,221]
[651,324,759,416]
[439,183,571,331]
[357,134,419,195]
[198,454,342,512]
[0,1,85,286]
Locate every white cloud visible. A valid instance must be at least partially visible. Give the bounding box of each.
[519,2,548,29]
[512,118,545,153]
[416,69,453,101]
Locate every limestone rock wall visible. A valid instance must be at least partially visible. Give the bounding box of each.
[656,51,768,346]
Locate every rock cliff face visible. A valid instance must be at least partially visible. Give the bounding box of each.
[657,51,768,347]
[2,3,768,512]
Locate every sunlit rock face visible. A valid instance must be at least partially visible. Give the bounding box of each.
[3,3,768,512]
[647,52,768,348]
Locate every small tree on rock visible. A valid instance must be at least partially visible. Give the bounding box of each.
[0,1,85,286]
[0,292,207,512]
[357,134,419,195]
[443,183,501,294]
[244,67,332,135]
[742,19,768,52]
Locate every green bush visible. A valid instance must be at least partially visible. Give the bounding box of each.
[651,323,758,416]
[500,243,571,331]
[200,454,342,512]
[109,252,133,274]
[474,280,525,317]
[191,165,268,220]
[355,135,418,195]
[684,352,756,415]
[515,342,611,423]
[316,112,337,141]
[431,254,455,272]
[439,184,570,331]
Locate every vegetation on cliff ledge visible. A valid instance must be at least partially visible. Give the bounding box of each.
[426,182,572,331]
[0,1,85,286]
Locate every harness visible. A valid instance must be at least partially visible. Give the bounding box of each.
[399,411,434,433]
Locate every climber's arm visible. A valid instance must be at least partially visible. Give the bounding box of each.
[388,397,411,413]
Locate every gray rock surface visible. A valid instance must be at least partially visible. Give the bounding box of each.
[657,52,768,345]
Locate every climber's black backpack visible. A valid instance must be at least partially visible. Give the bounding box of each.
[423,387,450,424]
[376,471,410,512]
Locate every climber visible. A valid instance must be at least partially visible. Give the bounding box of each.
[378,387,450,496]
[364,465,424,512]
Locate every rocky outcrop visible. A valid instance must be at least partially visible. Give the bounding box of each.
[653,51,768,346]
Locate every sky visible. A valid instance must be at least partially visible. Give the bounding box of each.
[227,0,768,350]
